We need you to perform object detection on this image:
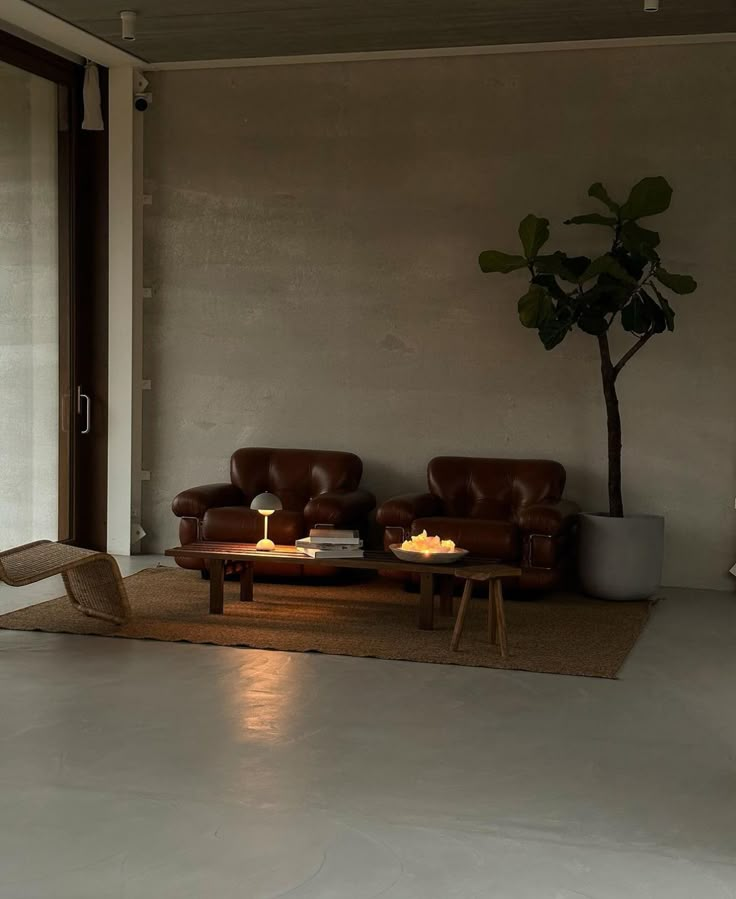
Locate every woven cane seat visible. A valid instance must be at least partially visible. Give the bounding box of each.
[0,540,130,624]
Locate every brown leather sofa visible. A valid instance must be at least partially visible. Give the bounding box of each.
[172,447,375,576]
[376,456,579,591]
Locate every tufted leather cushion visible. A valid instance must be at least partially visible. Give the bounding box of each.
[427,457,566,520]
[230,447,363,511]
[413,516,520,561]
[203,507,304,545]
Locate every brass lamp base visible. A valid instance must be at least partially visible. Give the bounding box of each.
[256,538,275,551]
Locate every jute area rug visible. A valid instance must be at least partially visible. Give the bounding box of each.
[0,567,656,678]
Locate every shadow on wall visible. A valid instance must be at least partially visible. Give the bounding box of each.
[362,458,426,507]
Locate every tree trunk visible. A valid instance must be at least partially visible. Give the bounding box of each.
[597,334,624,517]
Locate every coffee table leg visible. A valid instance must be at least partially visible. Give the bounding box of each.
[438,575,454,616]
[493,578,508,657]
[209,559,225,615]
[418,573,435,630]
[240,564,253,602]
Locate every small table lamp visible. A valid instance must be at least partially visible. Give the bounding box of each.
[250,492,282,551]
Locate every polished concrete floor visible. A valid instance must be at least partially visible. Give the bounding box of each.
[0,555,734,898]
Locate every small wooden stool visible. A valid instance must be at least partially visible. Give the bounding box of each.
[450,567,519,657]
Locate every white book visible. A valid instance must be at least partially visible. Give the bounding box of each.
[299,547,364,559]
[308,526,361,544]
[296,538,363,551]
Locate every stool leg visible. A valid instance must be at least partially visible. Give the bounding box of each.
[489,578,497,644]
[493,578,508,658]
[451,580,473,651]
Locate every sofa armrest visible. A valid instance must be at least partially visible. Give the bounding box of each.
[376,493,443,530]
[171,483,244,519]
[516,500,580,537]
[304,489,376,528]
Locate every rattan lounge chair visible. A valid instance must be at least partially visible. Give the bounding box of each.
[0,540,131,624]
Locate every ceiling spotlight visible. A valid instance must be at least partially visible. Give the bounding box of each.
[120,10,137,41]
[644,0,659,10]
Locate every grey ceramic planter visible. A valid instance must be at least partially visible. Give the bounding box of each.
[578,513,664,601]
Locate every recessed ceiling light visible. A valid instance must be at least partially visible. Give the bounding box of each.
[644,0,659,10]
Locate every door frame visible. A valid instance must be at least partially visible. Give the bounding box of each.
[0,29,109,549]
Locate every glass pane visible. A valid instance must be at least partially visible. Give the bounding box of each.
[0,63,60,547]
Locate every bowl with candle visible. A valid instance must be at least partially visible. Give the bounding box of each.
[389,530,468,564]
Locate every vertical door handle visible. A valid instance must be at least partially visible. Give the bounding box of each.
[77,386,91,435]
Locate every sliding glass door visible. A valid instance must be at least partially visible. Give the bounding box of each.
[0,61,70,547]
[0,30,109,552]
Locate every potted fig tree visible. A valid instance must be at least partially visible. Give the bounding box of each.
[479,177,696,599]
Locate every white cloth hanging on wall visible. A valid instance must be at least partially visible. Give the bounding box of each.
[82,62,104,131]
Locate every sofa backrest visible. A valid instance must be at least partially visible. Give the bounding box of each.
[427,456,566,520]
[230,447,363,511]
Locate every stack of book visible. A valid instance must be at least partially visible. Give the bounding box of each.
[296,525,364,559]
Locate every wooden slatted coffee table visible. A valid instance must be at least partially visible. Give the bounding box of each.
[166,542,520,643]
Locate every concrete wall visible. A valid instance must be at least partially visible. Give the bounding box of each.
[142,44,736,590]
[0,65,58,548]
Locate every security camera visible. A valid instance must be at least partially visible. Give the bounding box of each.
[134,92,151,111]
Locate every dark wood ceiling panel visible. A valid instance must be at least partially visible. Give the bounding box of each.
[27,0,736,62]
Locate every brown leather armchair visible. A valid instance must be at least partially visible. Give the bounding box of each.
[376,456,579,591]
[172,447,375,576]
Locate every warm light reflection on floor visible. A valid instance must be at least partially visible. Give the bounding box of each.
[228,654,300,743]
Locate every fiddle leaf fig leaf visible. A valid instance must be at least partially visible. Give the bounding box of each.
[655,267,697,294]
[478,250,528,274]
[652,285,676,331]
[588,182,619,213]
[661,299,675,331]
[536,252,590,283]
[577,312,609,336]
[641,291,666,333]
[584,282,627,316]
[518,284,554,329]
[564,213,618,227]
[518,214,550,260]
[620,176,672,220]
[562,256,594,279]
[620,220,660,255]
[539,307,574,350]
[621,295,654,336]
[580,254,637,285]
[616,252,649,281]
[531,273,567,301]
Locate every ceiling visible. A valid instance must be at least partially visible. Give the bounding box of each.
[25,0,736,63]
